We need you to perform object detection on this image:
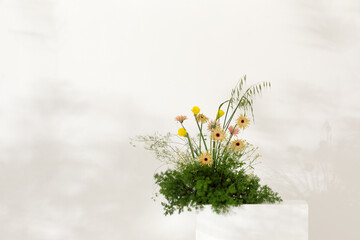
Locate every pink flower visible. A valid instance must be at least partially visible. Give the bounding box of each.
[175,115,187,123]
[228,125,240,136]
[207,120,220,132]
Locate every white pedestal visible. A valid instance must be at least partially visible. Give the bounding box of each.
[196,200,308,240]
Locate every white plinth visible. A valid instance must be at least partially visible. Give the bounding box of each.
[196,200,308,240]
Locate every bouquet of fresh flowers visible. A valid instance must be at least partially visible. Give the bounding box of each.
[131,76,282,215]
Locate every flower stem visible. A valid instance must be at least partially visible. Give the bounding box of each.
[212,141,216,169]
[194,116,208,152]
[219,124,237,158]
[181,123,195,158]
[199,125,202,152]
[222,100,231,129]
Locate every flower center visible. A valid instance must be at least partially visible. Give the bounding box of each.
[241,119,245,123]
[204,158,208,161]
[236,142,240,146]
[216,133,220,137]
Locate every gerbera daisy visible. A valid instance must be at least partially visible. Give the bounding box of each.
[196,114,209,124]
[211,128,226,142]
[236,114,250,129]
[198,152,212,166]
[207,120,220,132]
[228,125,240,136]
[230,139,246,151]
[175,115,187,123]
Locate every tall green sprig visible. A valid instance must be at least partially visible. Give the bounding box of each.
[220,76,271,130]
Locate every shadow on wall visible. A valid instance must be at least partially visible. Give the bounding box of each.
[265,121,360,240]
[294,0,360,51]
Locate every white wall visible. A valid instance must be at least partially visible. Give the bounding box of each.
[1,0,359,239]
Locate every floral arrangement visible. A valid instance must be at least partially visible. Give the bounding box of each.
[131,76,282,215]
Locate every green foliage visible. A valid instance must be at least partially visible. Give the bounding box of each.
[154,153,282,215]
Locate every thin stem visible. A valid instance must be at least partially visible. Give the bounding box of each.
[181,123,195,158]
[225,124,237,148]
[224,97,245,130]
[222,100,231,129]
[218,127,239,160]
[215,141,221,162]
[215,100,229,126]
[224,96,249,131]
[194,115,208,152]
[199,124,202,152]
[192,140,200,156]
[212,141,216,169]
[186,134,195,158]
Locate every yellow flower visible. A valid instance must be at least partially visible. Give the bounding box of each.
[178,128,187,137]
[230,139,246,152]
[217,109,224,118]
[196,114,209,124]
[198,152,212,166]
[191,106,200,115]
[211,128,226,142]
[236,114,250,129]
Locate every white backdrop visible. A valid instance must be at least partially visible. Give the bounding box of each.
[1,0,360,239]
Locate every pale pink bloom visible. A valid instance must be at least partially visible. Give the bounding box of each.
[228,125,240,136]
[207,120,220,132]
[175,115,187,123]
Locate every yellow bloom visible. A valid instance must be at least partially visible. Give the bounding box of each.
[191,106,200,115]
[178,128,187,137]
[211,128,226,142]
[236,114,250,129]
[217,109,224,118]
[196,114,209,124]
[230,139,246,151]
[198,152,212,166]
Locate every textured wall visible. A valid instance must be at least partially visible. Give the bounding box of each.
[0,0,359,239]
